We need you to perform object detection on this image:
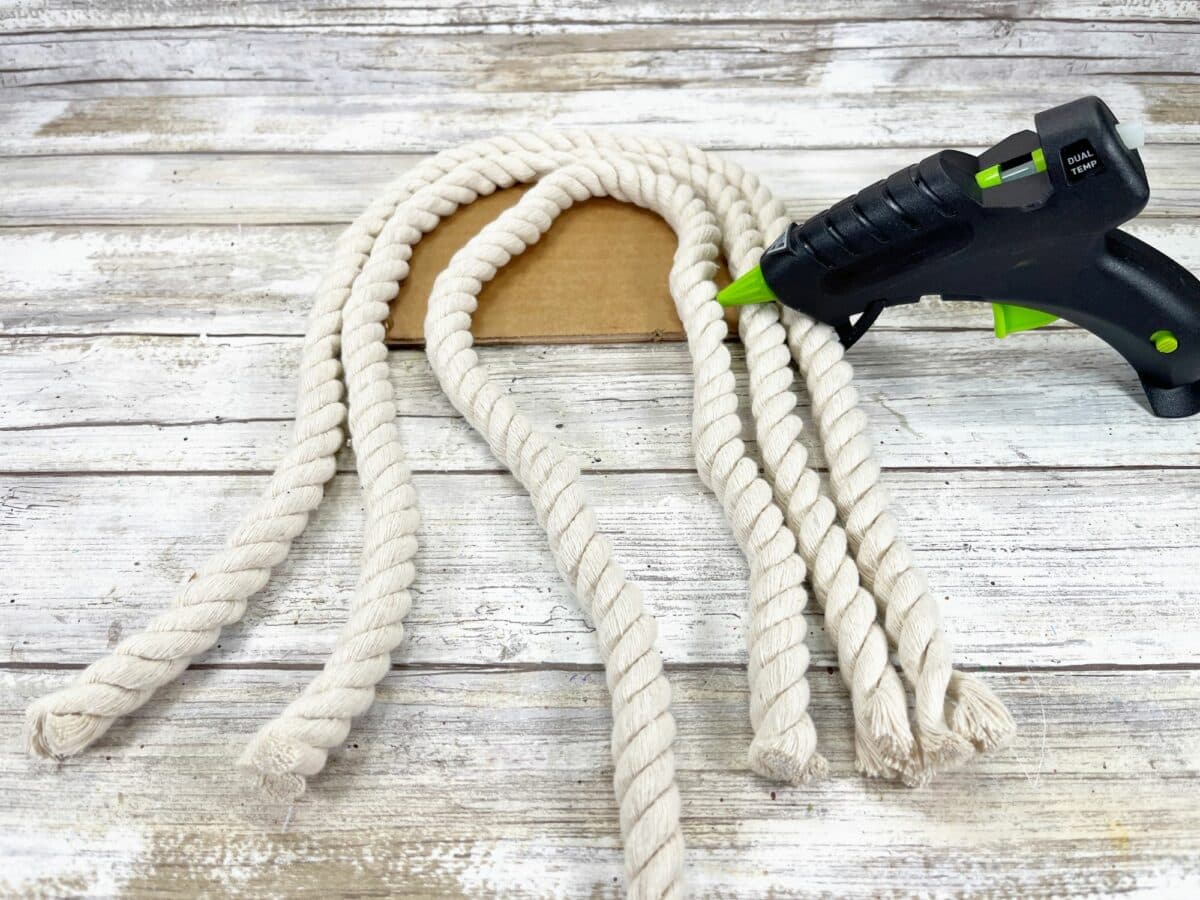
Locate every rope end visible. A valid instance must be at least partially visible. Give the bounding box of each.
[749,734,827,785]
[854,681,917,781]
[25,701,112,761]
[239,734,318,803]
[907,726,974,784]
[950,674,1017,752]
[253,770,309,804]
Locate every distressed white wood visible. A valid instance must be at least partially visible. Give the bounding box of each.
[3,219,1199,336]
[2,667,1198,897]
[3,1,1200,893]
[4,9,1197,156]
[6,83,1195,155]
[3,146,1199,227]
[4,469,1199,667]
[0,224,317,336]
[4,19,1199,105]
[3,19,1198,154]
[5,1,1199,30]
[3,335,1200,473]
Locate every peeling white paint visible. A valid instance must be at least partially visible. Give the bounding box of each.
[0,827,146,897]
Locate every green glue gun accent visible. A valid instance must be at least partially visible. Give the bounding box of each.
[992,303,1059,338]
[717,96,1200,418]
[718,266,777,306]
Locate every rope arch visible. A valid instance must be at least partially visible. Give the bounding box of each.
[26,133,1014,896]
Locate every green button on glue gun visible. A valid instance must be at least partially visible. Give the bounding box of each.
[719,96,1200,418]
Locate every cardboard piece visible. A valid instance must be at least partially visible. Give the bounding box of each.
[386,185,733,344]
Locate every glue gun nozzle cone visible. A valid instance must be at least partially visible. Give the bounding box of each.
[717,265,777,307]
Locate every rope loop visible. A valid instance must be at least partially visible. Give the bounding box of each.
[25,133,1014,895]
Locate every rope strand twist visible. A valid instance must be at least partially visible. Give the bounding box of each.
[25,132,1014,895]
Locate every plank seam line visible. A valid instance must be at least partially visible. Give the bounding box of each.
[1,140,1198,161]
[7,465,1200,487]
[0,413,463,433]
[1,210,1192,228]
[0,325,1089,340]
[1,16,1198,38]
[3,661,1198,675]
[3,464,1199,478]
[2,140,1199,159]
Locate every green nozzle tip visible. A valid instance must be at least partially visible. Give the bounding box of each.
[992,303,1059,338]
[717,266,777,307]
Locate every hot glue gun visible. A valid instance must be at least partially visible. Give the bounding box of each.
[719,96,1200,418]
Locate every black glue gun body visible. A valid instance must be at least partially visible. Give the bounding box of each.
[755,96,1200,418]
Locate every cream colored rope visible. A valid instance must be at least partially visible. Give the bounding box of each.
[26,132,1013,896]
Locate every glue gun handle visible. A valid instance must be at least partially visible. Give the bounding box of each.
[1071,230,1200,417]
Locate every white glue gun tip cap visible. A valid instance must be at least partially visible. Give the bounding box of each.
[1116,121,1145,152]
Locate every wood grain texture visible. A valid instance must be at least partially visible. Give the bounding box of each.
[3,219,1200,336]
[6,1,1200,30]
[4,147,1200,227]
[8,85,1199,155]
[2,667,1199,897]
[4,19,1200,102]
[5,468,1199,667]
[3,336,1200,473]
[4,1,1200,894]
[3,18,1200,154]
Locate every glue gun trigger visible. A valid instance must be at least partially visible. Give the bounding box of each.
[833,299,887,349]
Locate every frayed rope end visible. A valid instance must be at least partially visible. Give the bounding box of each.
[951,675,1017,752]
[854,686,917,782]
[25,703,112,761]
[903,725,974,785]
[749,734,828,785]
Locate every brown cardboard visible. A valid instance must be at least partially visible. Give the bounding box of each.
[386,185,733,344]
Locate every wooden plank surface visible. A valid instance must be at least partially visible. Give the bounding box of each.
[4,147,1200,227]
[8,85,1199,155]
[4,19,1199,104]
[3,1,1200,895]
[3,219,1200,336]
[2,668,1199,897]
[3,20,1200,154]
[6,1,1200,30]
[5,469,1200,668]
[3,336,1200,473]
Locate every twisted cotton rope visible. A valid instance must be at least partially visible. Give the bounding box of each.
[25,131,1014,894]
[786,314,1015,767]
